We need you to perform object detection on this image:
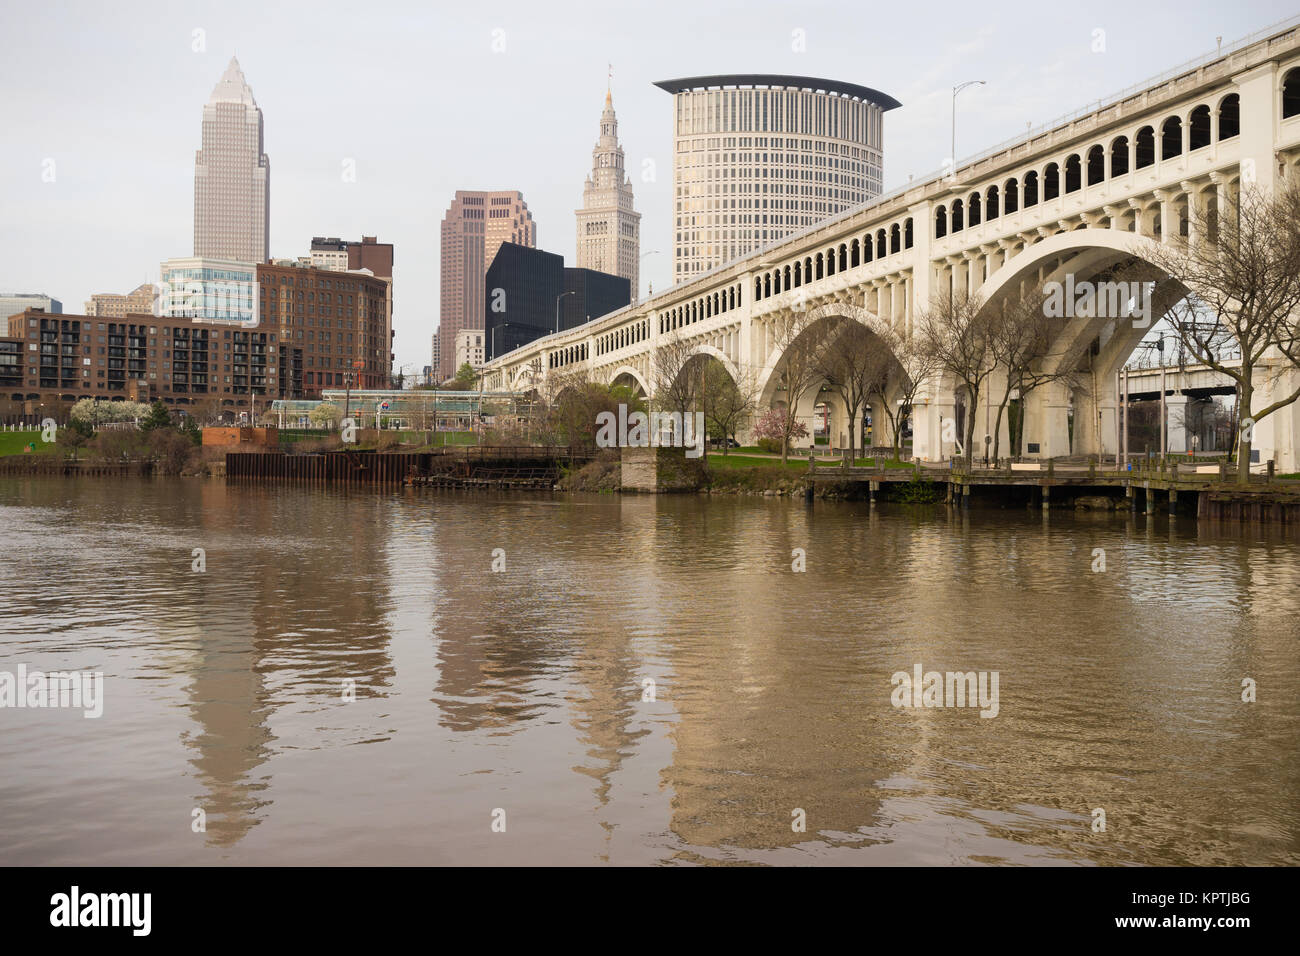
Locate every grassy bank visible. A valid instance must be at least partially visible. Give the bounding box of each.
[0,431,52,456]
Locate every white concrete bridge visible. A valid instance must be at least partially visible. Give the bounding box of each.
[483,17,1300,471]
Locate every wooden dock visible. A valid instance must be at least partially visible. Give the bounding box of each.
[226,446,593,489]
[807,457,1300,522]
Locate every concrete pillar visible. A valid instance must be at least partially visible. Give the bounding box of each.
[1182,181,1200,248]
[1234,62,1279,195]
[1129,198,1147,237]
[1022,380,1073,459]
[1155,189,1172,243]
[1165,393,1190,454]
[791,384,822,453]
[1073,384,1101,459]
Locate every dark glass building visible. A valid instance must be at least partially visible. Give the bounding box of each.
[485,243,630,360]
[561,268,631,333]
[484,243,563,360]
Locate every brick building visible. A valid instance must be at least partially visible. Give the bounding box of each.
[0,261,392,420]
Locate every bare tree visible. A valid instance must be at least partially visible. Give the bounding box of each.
[876,327,938,463]
[815,321,891,464]
[1146,181,1300,482]
[986,288,1073,462]
[915,289,995,471]
[699,358,758,456]
[768,308,828,463]
[651,332,698,422]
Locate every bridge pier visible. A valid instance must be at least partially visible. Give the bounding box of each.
[1166,393,1190,454]
[1022,380,1073,459]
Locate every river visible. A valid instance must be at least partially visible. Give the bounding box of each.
[1,477,1297,865]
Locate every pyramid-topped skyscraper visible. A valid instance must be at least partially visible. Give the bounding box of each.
[193,57,269,263]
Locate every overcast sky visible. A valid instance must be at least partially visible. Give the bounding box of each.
[0,0,1294,372]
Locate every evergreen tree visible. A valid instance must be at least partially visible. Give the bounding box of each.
[139,400,173,432]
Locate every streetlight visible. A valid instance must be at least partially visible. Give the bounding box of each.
[555,291,576,334]
[951,80,986,178]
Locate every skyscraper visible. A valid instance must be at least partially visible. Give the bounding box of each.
[654,75,899,282]
[194,57,270,263]
[435,190,535,380]
[575,89,641,298]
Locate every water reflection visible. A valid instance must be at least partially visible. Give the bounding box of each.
[0,477,1296,866]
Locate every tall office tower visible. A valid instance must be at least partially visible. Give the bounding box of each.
[436,190,535,380]
[654,74,900,282]
[575,89,641,299]
[194,57,270,263]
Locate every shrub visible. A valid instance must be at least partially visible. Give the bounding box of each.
[151,429,196,475]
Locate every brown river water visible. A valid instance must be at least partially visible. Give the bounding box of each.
[0,476,1297,866]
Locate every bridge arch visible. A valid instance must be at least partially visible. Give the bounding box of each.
[755,301,900,409]
[511,364,541,391]
[608,364,649,396]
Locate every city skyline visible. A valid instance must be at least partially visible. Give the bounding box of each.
[1,0,1294,376]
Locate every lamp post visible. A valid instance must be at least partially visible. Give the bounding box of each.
[951,81,986,178]
[555,291,576,334]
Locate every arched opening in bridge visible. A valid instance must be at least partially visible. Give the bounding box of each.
[1160,116,1182,160]
[1135,126,1155,168]
[1110,136,1129,177]
[951,198,964,232]
[934,206,947,239]
[904,219,914,248]
[1188,105,1211,151]
[875,231,886,259]
[1043,163,1060,201]
[1023,171,1038,207]
[1087,145,1105,185]
[890,224,901,253]
[851,238,861,266]
[1002,179,1017,214]
[1284,69,1300,118]
[1064,154,1081,193]
[1218,94,1240,139]
[965,193,979,227]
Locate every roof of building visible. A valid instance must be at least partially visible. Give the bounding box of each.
[653,74,901,110]
[208,56,257,106]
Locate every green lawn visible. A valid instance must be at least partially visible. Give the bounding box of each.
[0,430,52,456]
[705,454,813,472]
[709,450,911,470]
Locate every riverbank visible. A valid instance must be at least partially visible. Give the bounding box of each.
[7,440,1300,521]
